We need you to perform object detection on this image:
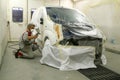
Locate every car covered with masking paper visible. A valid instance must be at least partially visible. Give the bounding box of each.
[31,7,106,71]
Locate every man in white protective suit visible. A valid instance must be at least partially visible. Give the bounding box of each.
[14,23,39,59]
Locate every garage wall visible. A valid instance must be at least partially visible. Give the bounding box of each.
[60,0,73,8]
[44,0,59,7]
[74,0,120,44]
[44,0,73,8]
[0,0,9,66]
[28,0,44,22]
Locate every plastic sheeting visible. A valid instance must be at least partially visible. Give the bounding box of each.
[30,7,107,70]
[46,7,105,39]
[40,40,98,71]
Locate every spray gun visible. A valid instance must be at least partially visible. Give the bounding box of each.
[35,28,41,35]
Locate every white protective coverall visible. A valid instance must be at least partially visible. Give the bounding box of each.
[19,31,39,59]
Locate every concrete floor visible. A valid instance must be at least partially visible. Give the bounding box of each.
[0,42,120,80]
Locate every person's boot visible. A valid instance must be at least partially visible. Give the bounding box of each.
[15,49,23,58]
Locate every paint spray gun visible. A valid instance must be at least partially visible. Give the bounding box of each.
[35,28,41,36]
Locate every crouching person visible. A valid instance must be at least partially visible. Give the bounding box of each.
[15,23,39,59]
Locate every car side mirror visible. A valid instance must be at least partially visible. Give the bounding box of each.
[40,18,43,25]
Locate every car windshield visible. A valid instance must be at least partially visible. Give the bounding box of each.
[46,7,94,31]
[46,7,89,24]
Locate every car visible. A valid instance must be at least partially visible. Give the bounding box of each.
[31,7,106,70]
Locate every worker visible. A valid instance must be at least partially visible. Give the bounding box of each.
[14,23,39,59]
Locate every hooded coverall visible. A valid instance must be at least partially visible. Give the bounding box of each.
[18,31,39,59]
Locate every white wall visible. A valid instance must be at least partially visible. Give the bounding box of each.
[0,0,9,66]
[44,0,73,8]
[0,0,1,67]
[28,0,44,22]
[44,0,59,7]
[60,0,73,8]
[74,0,120,44]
